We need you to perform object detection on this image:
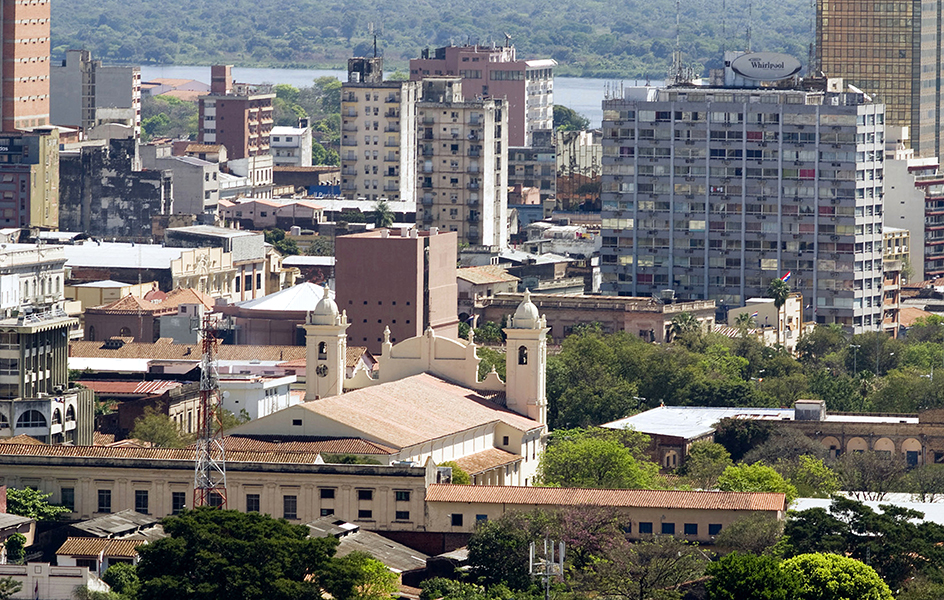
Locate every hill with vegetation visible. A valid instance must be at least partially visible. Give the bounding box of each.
[52,0,813,77]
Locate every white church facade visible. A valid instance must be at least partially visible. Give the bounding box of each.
[231,290,550,485]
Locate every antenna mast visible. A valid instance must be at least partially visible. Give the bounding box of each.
[193,311,227,508]
[530,538,565,600]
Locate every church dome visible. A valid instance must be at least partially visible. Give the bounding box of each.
[310,287,339,325]
[512,289,540,329]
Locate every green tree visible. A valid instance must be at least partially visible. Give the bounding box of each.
[733,311,756,330]
[314,77,342,113]
[766,278,790,346]
[713,418,775,462]
[420,578,490,600]
[717,463,797,504]
[475,346,506,381]
[306,236,334,256]
[781,553,892,600]
[130,406,190,448]
[4,532,26,564]
[705,553,800,600]
[0,577,22,600]
[102,563,140,598]
[6,487,70,521]
[788,455,840,498]
[836,450,906,501]
[905,463,944,502]
[332,552,398,600]
[553,105,590,131]
[669,311,701,340]
[135,507,349,600]
[467,511,553,590]
[536,434,660,489]
[320,454,382,465]
[584,535,710,600]
[372,200,394,228]
[438,461,471,485]
[678,440,732,489]
[714,513,785,555]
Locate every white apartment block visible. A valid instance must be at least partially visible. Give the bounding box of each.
[417,78,508,248]
[271,124,313,167]
[601,73,886,332]
[340,57,419,203]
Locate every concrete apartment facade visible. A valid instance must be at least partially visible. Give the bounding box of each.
[0,127,59,229]
[50,50,142,138]
[340,57,419,203]
[1,0,50,131]
[198,65,275,160]
[335,228,458,353]
[271,124,312,167]
[140,144,219,215]
[508,130,556,203]
[409,44,555,147]
[417,78,508,248]
[816,0,944,157]
[600,70,886,332]
[884,153,934,280]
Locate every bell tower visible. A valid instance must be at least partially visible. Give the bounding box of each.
[303,287,349,400]
[503,290,549,424]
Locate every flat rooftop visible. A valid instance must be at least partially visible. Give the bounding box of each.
[603,405,920,441]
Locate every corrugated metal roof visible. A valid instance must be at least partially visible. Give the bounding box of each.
[75,380,184,396]
[56,537,142,558]
[425,484,787,511]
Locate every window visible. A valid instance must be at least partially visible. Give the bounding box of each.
[98,489,112,513]
[172,491,186,514]
[358,489,373,501]
[708,524,722,536]
[61,487,75,511]
[395,511,410,520]
[395,491,410,502]
[283,495,298,520]
[451,513,464,527]
[246,494,260,512]
[134,490,149,514]
[320,488,335,499]
[639,522,653,534]
[502,436,509,446]
[661,523,675,535]
[358,509,373,519]
[292,419,302,426]
[16,410,46,428]
[684,523,698,536]
[208,492,224,507]
[320,508,335,517]
[476,514,488,523]
[518,346,528,365]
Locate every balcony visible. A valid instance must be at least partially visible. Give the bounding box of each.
[468,150,481,157]
[384,125,400,132]
[342,124,358,132]
[468,214,480,223]
[423,212,434,222]
[341,139,358,146]
[384,154,398,162]
[467,182,480,190]
[421,181,433,189]
[468,167,480,174]
[385,110,399,118]
[385,140,399,147]
[422,196,434,205]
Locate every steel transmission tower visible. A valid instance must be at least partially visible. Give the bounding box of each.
[193,312,227,508]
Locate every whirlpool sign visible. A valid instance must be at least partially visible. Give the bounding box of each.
[730,53,802,81]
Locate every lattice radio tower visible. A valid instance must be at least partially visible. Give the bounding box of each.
[193,311,227,508]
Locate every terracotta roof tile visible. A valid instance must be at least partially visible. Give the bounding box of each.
[453,448,522,475]
[184,144,224,153]
[297,373,541,449]
[70,340,306,362]
[222,435,397,455]
[0,434,45,445]
[0,442,324,464]
[56,538,142,558]
[900,306,934,328]
[88,294,167,314]
[425,484,787,512]
[161,287,215,310]
[457,266,519,286]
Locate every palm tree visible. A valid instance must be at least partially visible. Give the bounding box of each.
[373,199,394,228]
[670,312,700,342]
[767,278,791,346]
[734,312,755,330]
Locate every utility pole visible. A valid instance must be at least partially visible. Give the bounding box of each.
[193,311,227,508]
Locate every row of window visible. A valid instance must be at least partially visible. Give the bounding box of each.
[79,487,413,518]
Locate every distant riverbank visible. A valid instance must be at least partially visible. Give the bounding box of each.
[140,65,649,129]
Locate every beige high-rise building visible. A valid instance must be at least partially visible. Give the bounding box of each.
[417,78,508,248]
[816,0,944,157]
[340,57,419,203]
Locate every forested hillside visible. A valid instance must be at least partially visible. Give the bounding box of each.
[53,0,812,77]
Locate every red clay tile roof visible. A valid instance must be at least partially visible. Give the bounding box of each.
[457,266,519,286]
[294,373,542,449]
[222,435,397,455]
[88,294,167,314]
[93,432,116,446]
[453,448,522,475]
[56,538,142,558]
[161,287,215,310]
[0,443,324,464]
[184,144,224,154]
[900,306,935,328]
[75,380,184,396]
[0,434,45,445]
[425,484,787,512]
[70,339,306,362]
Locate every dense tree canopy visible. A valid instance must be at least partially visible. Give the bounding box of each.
[135,508,358,600]
[5,487,70,522]
[536,428,660,489]
[781,553,892,600]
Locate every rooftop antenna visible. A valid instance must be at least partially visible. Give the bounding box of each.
[722,0,727,54]
[530,538,565,600]
[504,32,512,48]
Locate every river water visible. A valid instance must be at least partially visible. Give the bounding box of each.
[140,65,648,129]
